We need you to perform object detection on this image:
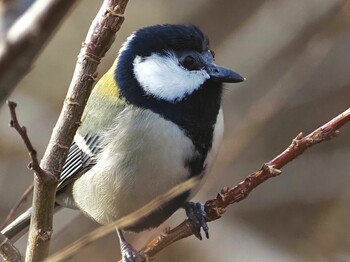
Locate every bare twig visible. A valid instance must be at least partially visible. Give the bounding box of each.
[0,233,23,262]
[139,107,350,260]
[6,100,57,262]
[0,0,79,105]
[7,101,47,179]
[24,1,128,261]
[0,183,34,230]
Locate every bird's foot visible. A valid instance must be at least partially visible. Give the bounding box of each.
[120,241,142,262]
[184,201,209,240]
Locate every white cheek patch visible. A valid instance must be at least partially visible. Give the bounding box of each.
[133,52,210,102]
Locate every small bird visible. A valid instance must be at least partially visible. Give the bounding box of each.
[2,24,244,261]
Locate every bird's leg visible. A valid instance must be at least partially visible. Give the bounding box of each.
[116,229,142,262]
[183,201,209,240]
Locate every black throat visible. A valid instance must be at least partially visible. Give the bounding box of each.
[116,63,222,177]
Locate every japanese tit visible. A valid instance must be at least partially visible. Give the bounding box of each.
[2,24,244,261]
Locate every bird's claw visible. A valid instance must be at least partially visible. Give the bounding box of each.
[120,241,142,262]
[184,201,209,240]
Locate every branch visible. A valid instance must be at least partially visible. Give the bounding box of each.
[1,1,128,261]
[0,0,78,105]
[139,107,350,260]
[7,101,46,178]
[0,233,23,262]
[6,100,56,262]
[47,107,350,262]
[22,0,129,261]
[1,104,34,262]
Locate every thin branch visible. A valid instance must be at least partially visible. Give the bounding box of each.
[0,183,34,230]
[46,107,350,262]
[24,1,129,261]
[7,101,47,179]
[139,107,350,260]
[0,233,23,262]
[6,100,56,262]
[39,0,128,180]
[0,0,78,105]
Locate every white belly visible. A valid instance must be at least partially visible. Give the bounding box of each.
[71,107,223,225]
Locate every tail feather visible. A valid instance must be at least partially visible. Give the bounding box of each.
[1,205,63,242]
[1,208,32,242]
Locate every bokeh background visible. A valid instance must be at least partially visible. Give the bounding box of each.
[1,0,350,261]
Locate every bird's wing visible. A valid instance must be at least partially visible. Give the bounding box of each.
[57,134,102,191]
[57,63,128,192]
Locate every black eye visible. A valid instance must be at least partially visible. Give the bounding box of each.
[180,55,197,70]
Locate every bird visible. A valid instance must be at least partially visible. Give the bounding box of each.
[2,24,244,261]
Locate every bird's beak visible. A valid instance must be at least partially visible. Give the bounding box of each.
[205,63,245,83]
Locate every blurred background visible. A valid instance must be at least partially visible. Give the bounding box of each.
[1,0,350,261]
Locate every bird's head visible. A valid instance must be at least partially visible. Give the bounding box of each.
[115,24,244,104]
